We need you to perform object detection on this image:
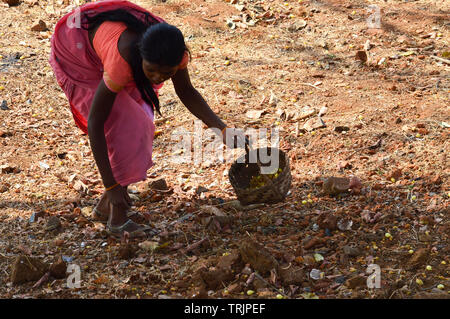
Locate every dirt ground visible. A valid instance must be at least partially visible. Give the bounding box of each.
[0,0,449,299]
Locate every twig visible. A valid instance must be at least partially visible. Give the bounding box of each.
[181,237,208,254]
[430,55,450,65]
[33,271,50,289]
[299,82,324,91]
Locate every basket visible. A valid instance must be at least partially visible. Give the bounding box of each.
[228,147,292,205]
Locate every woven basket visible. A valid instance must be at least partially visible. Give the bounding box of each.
[228,147,292,205]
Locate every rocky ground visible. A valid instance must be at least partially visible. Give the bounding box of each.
[0,0,449,299]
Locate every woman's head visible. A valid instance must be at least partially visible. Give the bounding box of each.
[140,23,186,84]
[83,8,188,114]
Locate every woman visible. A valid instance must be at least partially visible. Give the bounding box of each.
[49,0,247,238]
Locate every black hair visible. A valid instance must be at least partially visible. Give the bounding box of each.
[82,8,187,115]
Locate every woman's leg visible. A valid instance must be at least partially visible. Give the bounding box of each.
[94,191,110,217]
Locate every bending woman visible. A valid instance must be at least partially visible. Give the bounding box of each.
[49,0,246,238]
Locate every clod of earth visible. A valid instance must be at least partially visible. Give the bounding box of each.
[148,177,168,191]
[239,240,279,276]
[345,275,367,289]
[11,256,49,284]
[49,256,67,279]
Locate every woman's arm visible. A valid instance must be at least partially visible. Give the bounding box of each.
[87,79,118,188]
[171,68,226,132]
[87,80,131,208]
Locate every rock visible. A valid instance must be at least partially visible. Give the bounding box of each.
[217,250,244,273]
[355,50,368,63]
[31,19,47,32]
[199,205,233,232]
[343,246,361,257]
[388,169,402,181]
[45,216,62,232]
[303,117,326,131]
[239,240,278,275]
[195,186,209,195]
[295,106,316,120]
[0,183,9,193]
[0,164,20,174]
[198,267,234,290]
[3,0,20,6]
[227,282,243,294]
[334,126,350,133]
[268,92,279,107]
[253,277,269,290]
[49,256,67,279]
[1,100,9,110]
[246,109,265,119]
[431,175,442,185]
[407,248,429,270]
[303,237,324,250]
[148,177,168,191]
[278,266,305,286]
[11,256,49,284]
[287,20,307,32]
[317,213,338,231]
[345,275,367,289]
[418,233,433,242]
[322,177,350,195]
[118,243,136,260]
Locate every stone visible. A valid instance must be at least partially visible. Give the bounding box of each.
[317,213,338,231]
[118,243,137,260]
[45,216,62,232]
[31,19,47,32]
[418,233,433,242]
[3,0,20,6]
[227,282,243,294]
[216,249,244,273]
[239,240,278,275]
[407,248,429,270]
[287,20,307,32]
[195,186,209,195]
[148,177,168,191]
[343,246,361,257]
[303,237,324,250]
[11,256,49,284]
[322,177,350,195]
[49,256,67,279]
[198,267,234,290]
[0,164,20,174]
[278,266,305,286]
[345,275,367,289]
[388,169,402,181]
[303,117,326,131]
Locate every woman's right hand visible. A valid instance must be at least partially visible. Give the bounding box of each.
[106,185,132,209]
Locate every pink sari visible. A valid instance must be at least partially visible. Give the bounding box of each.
[49,0,164,186]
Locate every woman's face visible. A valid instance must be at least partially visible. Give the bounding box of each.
[142,60,178,85]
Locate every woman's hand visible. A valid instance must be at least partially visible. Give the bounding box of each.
[106,185,132,209]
